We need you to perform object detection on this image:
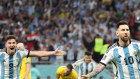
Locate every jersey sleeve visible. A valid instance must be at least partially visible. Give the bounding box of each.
[18,48,30,58]
[72,59,81,68]
[100,48,114,65]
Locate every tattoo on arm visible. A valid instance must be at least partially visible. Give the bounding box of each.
[88,63,105,77]
[88,69,99,77]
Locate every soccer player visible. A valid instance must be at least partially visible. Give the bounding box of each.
[72,52,96,79]
[17,43,31,79]
[82,20,140,79]
[0,35,66,79]
[56,64,78,79]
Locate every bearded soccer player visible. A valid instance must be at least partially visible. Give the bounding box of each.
[82,20,140,79]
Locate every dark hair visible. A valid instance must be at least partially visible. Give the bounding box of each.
[117,20,129,29]
[85,52,92,56]
[5,35,17,42]
[66,64,73,71]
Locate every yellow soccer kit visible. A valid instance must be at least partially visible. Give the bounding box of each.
[20,57,31,79]
[56,66,78,79]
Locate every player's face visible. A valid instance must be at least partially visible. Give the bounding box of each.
[84,55,92,63]
[116,25,130,43]
[5,39,17,55]
[64,67,72,76]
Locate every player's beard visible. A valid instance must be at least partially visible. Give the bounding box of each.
[121,36,130,43]
[8,47,16,55]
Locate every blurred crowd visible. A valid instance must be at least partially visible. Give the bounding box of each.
[0,0,140,64]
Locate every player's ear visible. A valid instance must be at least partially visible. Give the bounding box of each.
[116,30,119,36]
[5,43,7,47]
[5,41,7,47]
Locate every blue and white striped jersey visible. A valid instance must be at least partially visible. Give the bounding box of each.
[72,58,96,79]
[100,39,140,79]
[0,48,29,79]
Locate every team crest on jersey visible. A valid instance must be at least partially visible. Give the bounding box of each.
[133,51,137,55]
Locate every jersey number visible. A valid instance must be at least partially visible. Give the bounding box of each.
[124,56,134,65]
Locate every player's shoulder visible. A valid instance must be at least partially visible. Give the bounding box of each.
[106,42,118,53]
[131,39,140,44]
[72,68,77,73]
[0,48,6,52]
[57,66,65,73]
[16,48,29,53]
[0,48,6,55]
[16,48,25,51]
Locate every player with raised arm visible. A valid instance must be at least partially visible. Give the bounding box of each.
[0,35,66,79]
[82,20,140,79]
[72,52,96,79]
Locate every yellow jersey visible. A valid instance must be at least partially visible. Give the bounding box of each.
[20,57,31,79]
[56,66,78,79]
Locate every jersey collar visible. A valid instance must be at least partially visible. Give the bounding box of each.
[117,39,131,47]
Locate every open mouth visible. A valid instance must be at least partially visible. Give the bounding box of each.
[10,48,15,50]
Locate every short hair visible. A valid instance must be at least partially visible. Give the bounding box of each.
[117,20,129,29]
[85,52,92,56]
[66,64,73,71]
[5,35,17,42]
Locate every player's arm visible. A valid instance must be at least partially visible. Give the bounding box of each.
[82,63,105,78]
[25,58,31,79]
[29,48,66,57]
[72,60,80,68]
[25,63,31,79]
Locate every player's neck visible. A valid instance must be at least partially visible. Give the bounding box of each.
[118,40,130,47]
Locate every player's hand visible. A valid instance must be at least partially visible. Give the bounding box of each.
[81,75,90,79]
[54,48,66,56]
